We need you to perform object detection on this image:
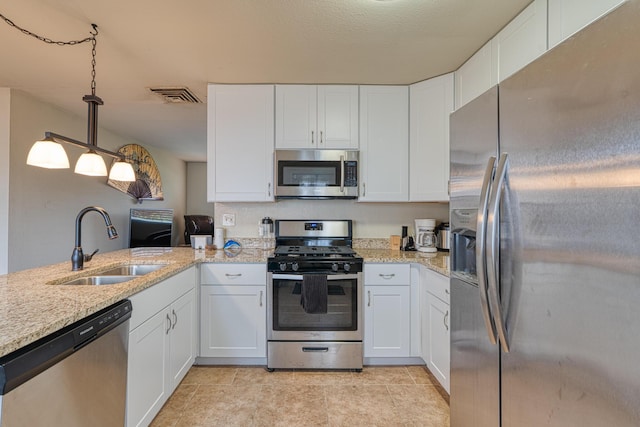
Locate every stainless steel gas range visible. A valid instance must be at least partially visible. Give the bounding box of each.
[266,220,363,371]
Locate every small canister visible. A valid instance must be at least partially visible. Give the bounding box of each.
[214,227,225,249]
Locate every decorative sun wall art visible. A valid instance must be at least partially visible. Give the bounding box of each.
[107,144,164,202]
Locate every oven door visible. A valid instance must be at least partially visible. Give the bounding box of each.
[267,272,363,341]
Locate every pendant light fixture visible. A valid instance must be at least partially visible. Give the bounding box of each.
[1,14,136,181]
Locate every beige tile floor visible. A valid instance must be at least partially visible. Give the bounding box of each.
[151,365,450,427]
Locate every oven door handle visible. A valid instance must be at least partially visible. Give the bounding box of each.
[271,273,359,281]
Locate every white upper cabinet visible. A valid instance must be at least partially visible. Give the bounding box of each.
[491,0,548,83]
[455,42,495,110]
[548,0,627,48]
[409,73,454,202]
[358,86,409,202]
[207,84,274,202]
[275,85,358,149]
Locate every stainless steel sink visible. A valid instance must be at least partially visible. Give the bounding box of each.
[98,264,166,276]
[59,275,137,286]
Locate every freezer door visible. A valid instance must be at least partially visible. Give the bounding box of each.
[449,86,499,211]
[498,1,640,425]
[450,277,500,427]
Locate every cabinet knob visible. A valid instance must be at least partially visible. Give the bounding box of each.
[311,130,315,144]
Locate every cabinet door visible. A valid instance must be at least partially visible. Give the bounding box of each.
[200,285,266,358]
[317,85,359,149]
[548,0,626,48]
[127,309,170,427]
[491,0,548,83]
[168,289,196,389]
[364,285,410,357]
[409,74,454,202]
[275,85,317,148]
[455,42,495,110]
[359,86,409,202]
[207,84,274,201]
[428,295,450,393]
[420,281,430,366]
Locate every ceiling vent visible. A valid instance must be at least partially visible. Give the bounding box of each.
[149,87,202,104]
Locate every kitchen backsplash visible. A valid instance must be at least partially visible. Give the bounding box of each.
[214,200,449,240]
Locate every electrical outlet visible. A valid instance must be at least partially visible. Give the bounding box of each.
[222,214,236,226]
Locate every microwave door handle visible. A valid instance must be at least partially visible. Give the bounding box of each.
[477,156,498,345]
[340,155,345,193]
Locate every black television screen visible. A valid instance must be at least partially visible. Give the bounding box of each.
[129,208,173,248]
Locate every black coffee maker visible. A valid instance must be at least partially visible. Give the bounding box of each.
[183,215,214,245]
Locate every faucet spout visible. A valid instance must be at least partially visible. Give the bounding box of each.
[72,206,118,271]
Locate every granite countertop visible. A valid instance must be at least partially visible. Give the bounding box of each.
[0,245,449,359]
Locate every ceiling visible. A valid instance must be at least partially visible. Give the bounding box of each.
[0,0,530,162]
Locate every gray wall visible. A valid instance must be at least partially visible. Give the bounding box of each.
[186,162,214,217]
[7,90,187,272]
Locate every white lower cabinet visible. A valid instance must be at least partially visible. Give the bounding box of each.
[200,263,266,358]
[420,267,450,393]
[126,267,196,427]
[364,264,411,358]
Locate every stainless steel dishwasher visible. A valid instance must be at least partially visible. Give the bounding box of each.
[0,300,132,427]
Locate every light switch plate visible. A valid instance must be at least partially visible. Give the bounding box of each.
[222,214,236,226]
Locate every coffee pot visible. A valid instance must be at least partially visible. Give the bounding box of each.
[415,219,437,253]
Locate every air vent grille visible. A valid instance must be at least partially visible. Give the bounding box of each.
[149,87,202,104]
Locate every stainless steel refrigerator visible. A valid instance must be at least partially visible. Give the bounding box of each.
[449,1,640,426]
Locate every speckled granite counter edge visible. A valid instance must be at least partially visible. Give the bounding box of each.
[0,245,448,358]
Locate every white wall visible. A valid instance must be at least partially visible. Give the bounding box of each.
[8,90,187,272]
[186,162,214,216]
[215,200,449,240]
[0,89,10,274]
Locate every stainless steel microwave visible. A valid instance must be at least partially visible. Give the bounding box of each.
[274,150,358,199]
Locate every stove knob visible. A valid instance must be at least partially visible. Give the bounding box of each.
[343,263,351,272]
[279,262,288,272]
[331,263,339,272]
[291,262,299,272]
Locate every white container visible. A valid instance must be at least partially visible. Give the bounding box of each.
[214,228,225,249]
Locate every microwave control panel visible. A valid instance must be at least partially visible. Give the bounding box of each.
[344,161,358,187]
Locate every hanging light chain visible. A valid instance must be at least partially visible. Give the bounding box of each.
[0,12,95,46]
[90,24,98,95]
[0,13,98,94]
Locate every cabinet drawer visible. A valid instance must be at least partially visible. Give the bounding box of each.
[201,263,266,285]
[424,268,450,304]
[364,263,410,285]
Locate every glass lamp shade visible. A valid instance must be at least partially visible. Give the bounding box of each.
[108,160,136,182]
[26,139,70,169]
[74,151,108,176]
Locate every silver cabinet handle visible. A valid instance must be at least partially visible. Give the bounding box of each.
[268,182,271,197]
[477,156,498,345]
[311,130,315,144]
[444,310,449,331]
[445,289,450,295]
[172,309,177,330]
[320,130,323,145]
[487,153,510,353]
[367,290,371,307]
[166,313,171,335]
[259,290,263,307]
[225,273,242,278]
[340,155,345,193]
[362,182,366,197]
[379,273,395,279]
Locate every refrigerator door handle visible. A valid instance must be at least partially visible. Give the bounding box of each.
[487,152,510,353]
[476,156,498,345]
